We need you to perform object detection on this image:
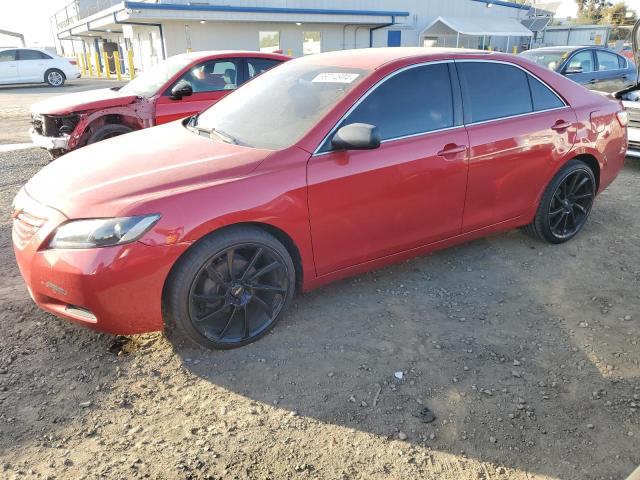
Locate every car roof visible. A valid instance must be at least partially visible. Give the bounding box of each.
[175,50,290,61]
[294,47,494,70]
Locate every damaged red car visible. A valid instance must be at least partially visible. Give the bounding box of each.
[29,51,288,157]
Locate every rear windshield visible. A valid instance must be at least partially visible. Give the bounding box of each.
[195,59,371,150]
[520,49,572,71]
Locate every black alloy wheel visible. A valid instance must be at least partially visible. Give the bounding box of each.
[547,168,595,240]
[164,226,295,349]
[523,159,596,244]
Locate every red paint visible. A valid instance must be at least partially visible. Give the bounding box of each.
[31,51,289,153]
[14,49,627,335]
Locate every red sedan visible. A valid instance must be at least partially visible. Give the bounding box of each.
[29,51,288,157]
[13,48,628,349]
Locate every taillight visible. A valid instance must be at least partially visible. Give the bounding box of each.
[68,59,77,65]
[616,110,629,127]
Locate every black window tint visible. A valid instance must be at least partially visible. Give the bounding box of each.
[18,49,50,60]
[247,58,281,79]
[341,63,454,142]
[528,75,564,111]
[0,50,17,62]
[458,62,532,123]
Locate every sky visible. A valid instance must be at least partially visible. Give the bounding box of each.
[0,0,636,48]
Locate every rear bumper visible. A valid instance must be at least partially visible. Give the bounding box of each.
[627,126,640,158]
[30,128,69,150]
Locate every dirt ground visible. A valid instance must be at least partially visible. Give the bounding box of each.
[0,85,639,479]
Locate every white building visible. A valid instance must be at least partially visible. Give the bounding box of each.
[51,0,543,74]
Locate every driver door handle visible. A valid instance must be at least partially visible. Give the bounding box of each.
[551,121,572,131]
[437,144,467,157]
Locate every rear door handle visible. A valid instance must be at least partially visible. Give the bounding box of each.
[437,144,467,157]
[551,121,572,131]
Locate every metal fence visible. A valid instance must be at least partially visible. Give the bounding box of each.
[52,0,121,30]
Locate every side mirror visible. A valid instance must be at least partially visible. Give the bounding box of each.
[565,66,583,74]
[331,123,381,151]
[170,80,193,100]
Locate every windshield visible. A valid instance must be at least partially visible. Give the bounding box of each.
[119,55,194,97]
[520,49,572,71]
[194,59,371,150]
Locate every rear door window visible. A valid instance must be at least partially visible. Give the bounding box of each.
[247,58,281,79]
[337,63,454,142]
[17,49,51,60]
[457,62,532,123]
[527,75,565,111]
[596,50,621,71]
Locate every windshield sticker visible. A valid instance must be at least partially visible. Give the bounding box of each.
[312,73,360,83]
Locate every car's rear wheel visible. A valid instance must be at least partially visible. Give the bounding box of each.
[44,69,65,87]
[87,124,133,144]
[524,159,596,244]
[164,226,296,349]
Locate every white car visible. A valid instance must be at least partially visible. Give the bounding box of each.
[617,19,640,158]
[0,48,80,87]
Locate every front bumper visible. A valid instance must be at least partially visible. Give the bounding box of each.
[11,189,189,335]
[627,126,640,158]
[29,128,69,151]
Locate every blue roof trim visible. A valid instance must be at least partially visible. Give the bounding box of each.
[123,1,410,18]
[471,0,531,10]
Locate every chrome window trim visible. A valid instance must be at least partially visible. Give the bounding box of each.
[464,105,570,128]
[311,58,570,157]
[312,59,455,156]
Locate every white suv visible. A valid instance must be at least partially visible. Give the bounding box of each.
[0,48,80,87]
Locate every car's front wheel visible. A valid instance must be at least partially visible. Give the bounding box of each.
[524,159,596,244]
[87,124,133,144]
[164,226,296,349]
[44,69,65,87]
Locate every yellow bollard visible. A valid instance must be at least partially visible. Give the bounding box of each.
[186,48,192,53]
[103,51,111,79]
[287,48,292,57]
[114,51,122,81]
[127,50,135,79]
[86,52,92,76]
[512,45,518,54]
[488,46,493,51]
[95,51,102,77]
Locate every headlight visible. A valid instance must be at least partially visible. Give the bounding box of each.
[49,214,160,249]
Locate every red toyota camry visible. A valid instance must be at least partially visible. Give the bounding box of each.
[12,48,627,349]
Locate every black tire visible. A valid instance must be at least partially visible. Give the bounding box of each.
[523,159,596,244]
[48,149,66,161]
[163,226,296,350]
[87,124,133,144]
[44,69,65,87]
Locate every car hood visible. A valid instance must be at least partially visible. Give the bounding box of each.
[24,121,274,218]
[31,88,139,115]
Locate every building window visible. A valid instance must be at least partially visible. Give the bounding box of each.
[259,31,280,53]
[303,31,321,55]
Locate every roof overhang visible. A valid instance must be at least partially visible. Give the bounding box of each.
[57,0,411,38]
[421,16,533,38]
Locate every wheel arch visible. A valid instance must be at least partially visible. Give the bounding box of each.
[571,153,600,192]
[162,221,305,303]
[44,67,66,80]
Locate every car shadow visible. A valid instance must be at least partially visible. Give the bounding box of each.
[170,215,639,480]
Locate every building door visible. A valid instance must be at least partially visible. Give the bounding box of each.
[387,30,401,47]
